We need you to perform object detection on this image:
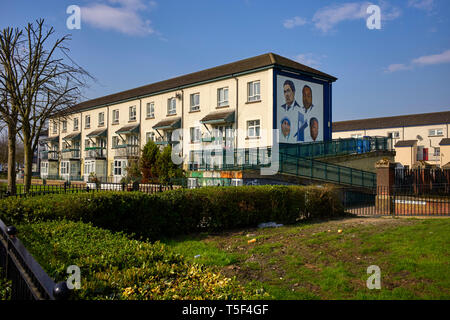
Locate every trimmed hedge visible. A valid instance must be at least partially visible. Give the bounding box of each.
[0,185,343,240]
[17,220,262,300]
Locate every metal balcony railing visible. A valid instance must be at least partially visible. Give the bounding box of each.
[84,147,106,159]
[40,150,59,161]
[113,144,140,158]
[61,149,81,160]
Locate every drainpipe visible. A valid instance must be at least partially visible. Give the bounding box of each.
[234,75,239,152]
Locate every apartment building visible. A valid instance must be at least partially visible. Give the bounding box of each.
[40,53,337,182]
[332,111,450,168]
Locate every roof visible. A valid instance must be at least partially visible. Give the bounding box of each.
[394,140,417,147]
[152,117,181,130]
[439,138,450,146]
[65,53,337,115]
[87,128,107,138]
[333,111,450,132]
[63,132,81,140]
[115,124,140,134]
[200,110,235,124]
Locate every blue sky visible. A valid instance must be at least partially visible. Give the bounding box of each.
[1,0,449,121]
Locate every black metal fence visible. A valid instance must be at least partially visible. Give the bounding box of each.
[342,185,450,216]
[0,181,183,200]
[0,219,69,300]
[394,168,450,190]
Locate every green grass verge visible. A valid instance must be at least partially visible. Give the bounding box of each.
[164,217,450,300]
[15,220,267,300]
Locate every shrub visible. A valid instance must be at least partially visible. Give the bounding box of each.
[16,220,263,300]
[0,185,344,240]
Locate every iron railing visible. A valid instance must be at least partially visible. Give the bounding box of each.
[0,219,69,300]
[341,185,450,216]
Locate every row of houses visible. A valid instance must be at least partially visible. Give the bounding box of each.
[39,53,336,182]
[36,52,449,184]
[333,111,450,168]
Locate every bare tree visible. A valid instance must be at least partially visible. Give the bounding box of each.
[0,27,22,194]
[1,19,92,193]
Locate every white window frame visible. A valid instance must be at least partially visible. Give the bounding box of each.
[112,109,119,124]
[167,98,176,115]
[247,81,260,102]
[190,93,200,112]
[146,132,155,143]
[114,160,127,176]
[428,128,443,136]
[434,147,440,157]
[53,121,58,134]
[247,120,260,138]
[190,127,201,143]
[388,131,400,139]
[61,161,69,175]
[129,106,136,121]
[73,118,79,131]
[62,120,67,132]
[146,102,155,118]
[217,87,229,107]
[98,112,105,126]
[85,115,91,129]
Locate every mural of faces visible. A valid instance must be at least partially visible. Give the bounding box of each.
[283,83,295,106]
[302,85,313,110]
[310,117,319,141]
[281,117,291,137]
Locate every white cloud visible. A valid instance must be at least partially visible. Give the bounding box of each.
[312,2,370,33]
[385,49,450,73]
[384,63,412,73]
[312,1,401,33]
[412,50,450,66]
[80,0,155,36]
[408,0,434,11]
[283,16,307,29]
[293,53,325,68]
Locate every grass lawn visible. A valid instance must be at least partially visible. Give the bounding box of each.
[162,216,450,300]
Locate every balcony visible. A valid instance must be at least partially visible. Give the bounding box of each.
[61,148,81,160]
[113,144,140,158]
[41,150,59,161]
[85,147,106,159]
[154,136,180,146]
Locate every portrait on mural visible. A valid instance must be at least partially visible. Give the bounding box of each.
[277,75,323,144]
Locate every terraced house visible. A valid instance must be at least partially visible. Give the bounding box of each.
[39,53,337,183]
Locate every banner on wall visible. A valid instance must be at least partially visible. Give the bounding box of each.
[276,75,324,144]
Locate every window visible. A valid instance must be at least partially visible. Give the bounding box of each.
[146,102,155,118]
[247,120,260,137]
[61,162,69,175]
[127,135,138,146]
[190,93,200,112]
[167,98,176,115]
[217,87,229,107]
[73,118,79,131]
[62,121,67,132]
[41,162,48,175]
[114,160,127,176]
[112,109,119,124]
[53,121,58,134]
[129,106,136,121]
[190,127,201,143]
[85,115,91,129]
[434,147,440,157]
[98,112,105,126]
[112,136,119,148]
[429,128,443,136]
[388,131,400,139]
[146,132,155,143]
[247,81,260,102]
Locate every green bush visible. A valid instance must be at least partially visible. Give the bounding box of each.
[16,220,263,300]
[0,185,344,240]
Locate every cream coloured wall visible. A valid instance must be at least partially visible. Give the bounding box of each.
[333,123,449,166]
[46,67,279,178]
